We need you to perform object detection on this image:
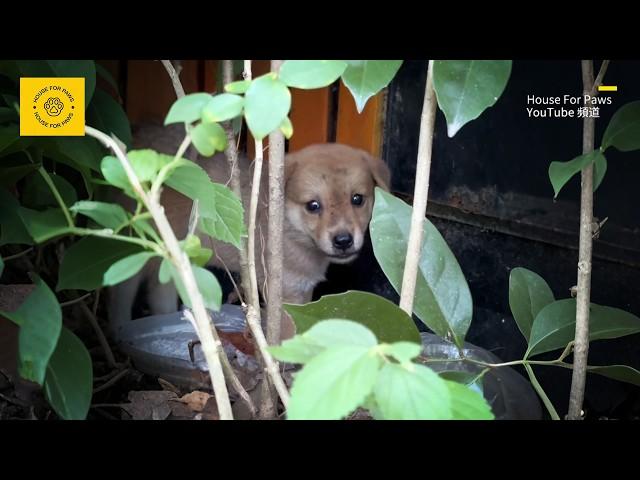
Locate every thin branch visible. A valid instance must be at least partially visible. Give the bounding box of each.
[221,60,252,304]
[59,292,92,308]
[567,60,599,420]
[85,125,234,420]
[260,58,286,419]
[2,248,34,262]
[77,294,117,369]
[243,60,290,413]
[159,59,256,419]
[93,368,130,394]
[589,60,610,98]
[38,167,74,227]
[399,60,438,315]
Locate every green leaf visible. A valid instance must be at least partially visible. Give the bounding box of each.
[127,149,168,182]
[158,258,172,284]
[70,200,128,230]
[0,162,40,187]
[445,379,494,420]
[198,183,245,248]
[0,124,20,154]
[164,159,215,214]
[87,89,132,149]
[601,100,640,152]
[131,218,161,243]
[244,74,291,141]
[370,188,472,348]
[57,237,143,291]
[95,62,119,94]
[527,299,640,358]
[508,267,555,340]
[548,150,603,198]
[279,60,347,89]
[374,362,451,420]
[165,93,212,125]
[22,171,77,209]
[593,151,607,192]
[283,290,421,344]
[190,122,227,156]
[170,265,222,312]
[433,60,512,137]
[180,234,213,267]
[52,136,104,172]
[103,251,157,287]
[287,346,381,420]
[18,208,74,243]
[0,188,33,246]
[0,255,3,279]
[0,274,62,385]
[341,61,403,113]
[280,116,293,139]
[380,341,422,364]
[202,93,244,123]
[587,364,640,387]
[43,327,93,420]
[268,335,326,365]
[304,319,378,348]
[224,80,251,94]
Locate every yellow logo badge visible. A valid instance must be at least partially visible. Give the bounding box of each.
[20,77,85,136]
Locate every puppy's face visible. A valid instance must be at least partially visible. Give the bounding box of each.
[284,144,391,264]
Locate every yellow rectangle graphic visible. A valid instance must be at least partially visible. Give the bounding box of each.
[598,85,618,92]
[20,77,85,136]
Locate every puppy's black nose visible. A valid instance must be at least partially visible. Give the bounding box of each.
[333,233,354,250]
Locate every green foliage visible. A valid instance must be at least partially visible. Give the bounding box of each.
[508,267,555,340]
[279,60,347,89]
[341,61,403,113]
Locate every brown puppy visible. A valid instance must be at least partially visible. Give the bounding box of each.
[107,124,390,337]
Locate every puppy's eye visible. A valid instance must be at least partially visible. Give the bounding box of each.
[351,193,364,206]
[306,200,321,213]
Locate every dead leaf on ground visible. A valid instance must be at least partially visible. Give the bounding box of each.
[122,390,178,420]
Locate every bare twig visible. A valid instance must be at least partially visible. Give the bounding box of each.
[77,295,117,369]
[567,60,605,420]
[259,59,286,418]
[59,292,92,308]
[243,60,290,413]
[86,125,233,420]
[221,60,252,304]
[93,368,130,394]
[589,60,610,98]
[399,60,438,315]
[159,59,257,419]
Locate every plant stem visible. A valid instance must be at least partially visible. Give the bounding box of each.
[399,60,437,316]
[85,125,234,420]
[38,167,74,227]
[567,60,602,420]
[525,363,560,420]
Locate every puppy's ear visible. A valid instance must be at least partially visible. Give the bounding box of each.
[363,151,391,191]
[284,152,299,187]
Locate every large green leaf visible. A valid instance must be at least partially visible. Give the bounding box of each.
[587,364,640,387]
[374,362,451,420]
[0,274,62,385]
[17,60,96,107]
[527,299,640,358]
[87,89,132,149]
[0,161,40,187]
[0,124,20,154]
[164,158,215,215]
[0,188,33,246]
[198,183,245,249]
[57,236,143,291]
[202,93,244,123]
[287,345,381,420]
[283,290,421,344]
[508,267,555,340]
[370,188,472,348]
[165,93,212,125]
[43,327,93,420]
[341,61,402,113]
[70,200,128,230]
[601,100,640,152]
[445,379,494,420]
[548,150,604,198]
[190,122,227,157]
[380,341,423,364]
[52,136,104,172]
[594,152,608,192]
[244,73,291,141]
[279,60,347,89]
[103,251,157,287]
[95,62,119,95]
[22,171,77,209]
[270,319,378,365]
[18,207,74,243]
[433,60,512,137]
